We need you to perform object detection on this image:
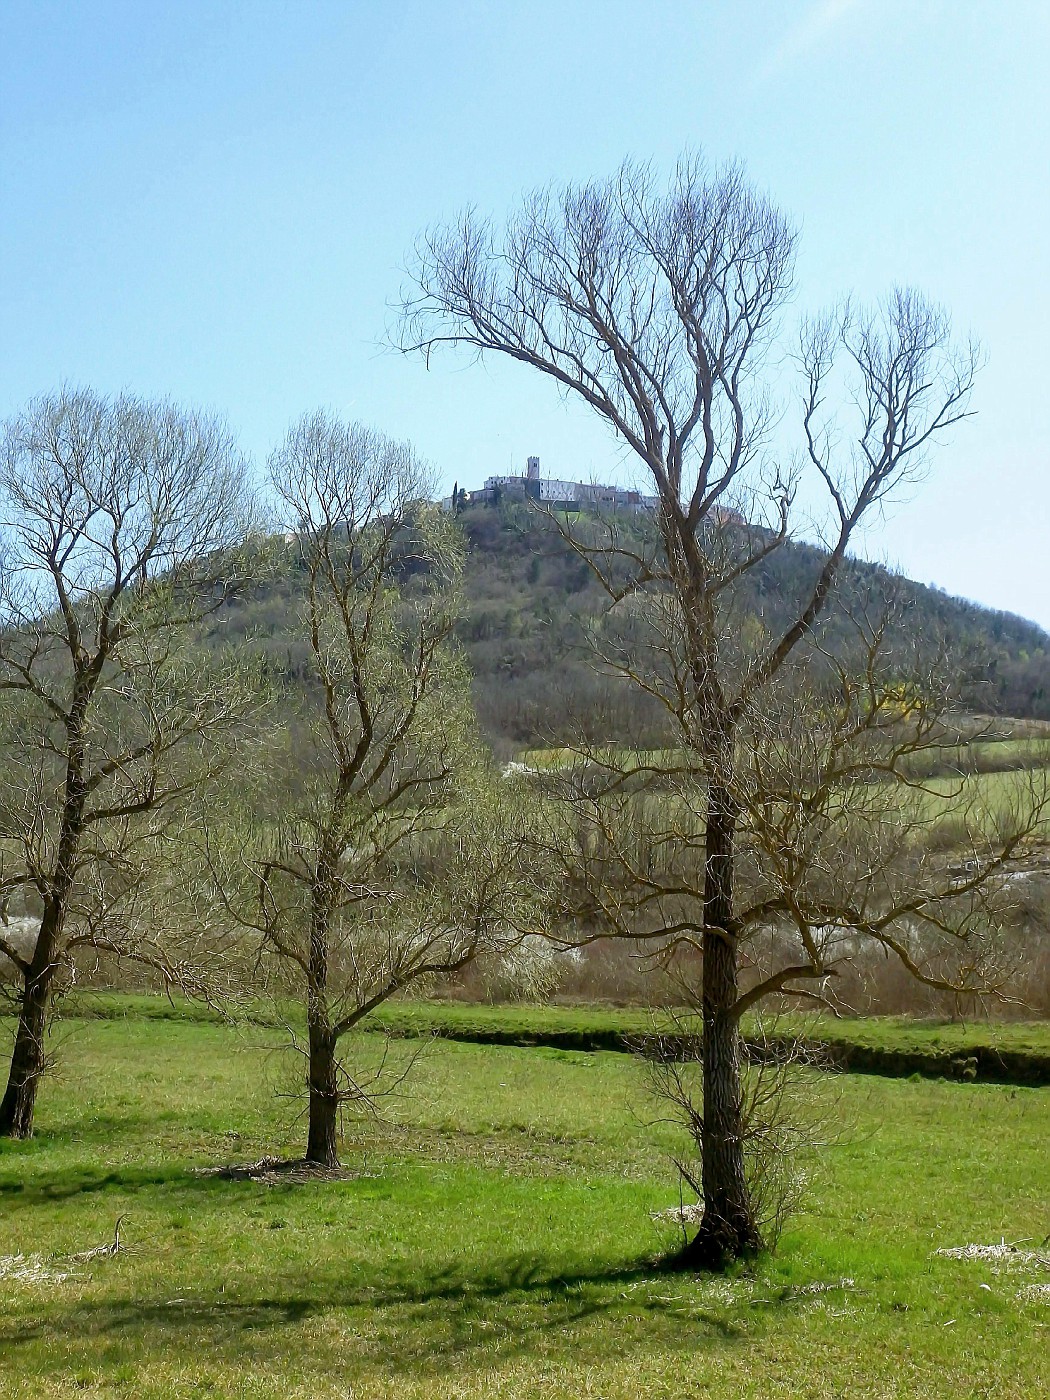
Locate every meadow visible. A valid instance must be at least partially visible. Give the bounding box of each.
[517,738,1050,845]
[1,1002,1047,1398]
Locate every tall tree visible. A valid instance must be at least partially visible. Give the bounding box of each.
[399,156,1044,1267]
[0,387,257,1138]
[216,413,536,1168]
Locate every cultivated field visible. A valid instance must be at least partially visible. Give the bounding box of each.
[1,1003,1047,1398]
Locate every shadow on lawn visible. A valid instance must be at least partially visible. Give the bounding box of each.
[0,1156,381,1206]
[0,1112,159,1152]
[0,1160,200,1204]
[0,1253,747,1372]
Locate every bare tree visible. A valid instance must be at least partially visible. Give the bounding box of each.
[400,156,1045,1267]
[215,413,538,1168]
[549,585,1045,1252]
[0,387,258,1138]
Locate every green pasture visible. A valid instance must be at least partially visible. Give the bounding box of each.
[0,1005,1047,1397]
[367,1002,1050,1087]
[521,734,1050,778]
[912,765,1050,822]
[63,991,1050,1063]
[909,737,1050,776]
[370,999,1050,1067]
[519,740,1050,847]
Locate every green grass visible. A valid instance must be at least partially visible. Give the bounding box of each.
[372,1002,1050,1085]
[369,999,1050,1057]
[60,990,1050,1060]
[895,737,1050,780]
[517,743,1050,853]
[55,992,1050,1084]
[0,1011,1047,1397]
[779,1013,1050,1059]
[521,737,1050,779]
[914,764,1049,813]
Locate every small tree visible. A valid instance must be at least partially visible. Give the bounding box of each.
[221,413,534,1168]
[0,387,257,1138]
[400,156,1046,1266]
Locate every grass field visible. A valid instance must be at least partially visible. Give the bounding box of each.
[367,999,1050,1060]
[1,1005,1048,1397]
[521,735,1050,779]
[62,992,1050,1074]
[517,743,1050,847]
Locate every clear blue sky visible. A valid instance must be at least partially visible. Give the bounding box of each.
[2,1,1047,628]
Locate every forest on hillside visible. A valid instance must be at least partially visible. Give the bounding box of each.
[214,499,1050,751]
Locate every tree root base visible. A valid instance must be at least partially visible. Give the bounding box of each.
[665,1220,765,1274]
[194,1156,365,1185]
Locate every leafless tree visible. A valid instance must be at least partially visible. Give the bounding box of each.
[399,155,1046,1267]
[212,414,539,1168]
[0,387,258,1138]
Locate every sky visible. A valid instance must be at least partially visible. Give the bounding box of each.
[1,0,1047,629]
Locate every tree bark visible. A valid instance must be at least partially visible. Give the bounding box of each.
[673,777,763,1270]
[305,1018,340,1168]
[0,941,56,1139]
[303,858,342,1167]
[1,698,88,1139]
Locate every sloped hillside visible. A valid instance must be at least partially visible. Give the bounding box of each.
[212,500,1050,751]
[453,502,1049,748]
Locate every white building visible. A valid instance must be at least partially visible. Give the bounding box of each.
[479,458,659,511]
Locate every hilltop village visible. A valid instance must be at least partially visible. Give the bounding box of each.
[443,455,660,512]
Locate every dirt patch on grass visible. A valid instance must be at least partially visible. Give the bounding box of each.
[934,1240,1050,1272]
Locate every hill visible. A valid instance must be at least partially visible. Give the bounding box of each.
[214,500,1050,752]
[454,502,1050,748]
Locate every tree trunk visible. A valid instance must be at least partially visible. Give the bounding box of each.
[304,860,341,1167]
[0,958,54,1139]
[1,701,88,1140]
[674,777,763,1271]
[305,1018,340,1167]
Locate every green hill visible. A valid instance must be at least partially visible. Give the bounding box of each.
[214,500,1050,751]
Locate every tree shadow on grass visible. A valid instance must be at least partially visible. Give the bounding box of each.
[0,1112,159,1153]
[0,1162,192,1204]
[0,1154,387,1206]
[0,1142,271,1204]
[0,1252,749,1376]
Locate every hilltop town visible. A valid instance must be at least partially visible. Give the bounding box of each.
[444,455,660,512]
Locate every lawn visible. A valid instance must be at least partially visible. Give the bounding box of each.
[368,999,1050,1061]
[0,1008,1047,1398]
[63,992,1050,1078]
